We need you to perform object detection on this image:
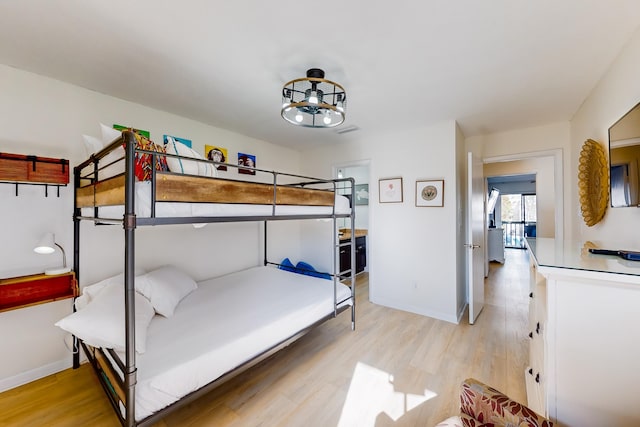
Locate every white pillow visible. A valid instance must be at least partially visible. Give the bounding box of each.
[82,134,103,157]
[75,269,147,311]
[82,131,125,180]
[56,282,155,354]
[100,122,123,145]
[164,136,216,177]
[135,265,198,317]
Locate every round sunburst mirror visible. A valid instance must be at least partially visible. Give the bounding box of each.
[578,139,609,227]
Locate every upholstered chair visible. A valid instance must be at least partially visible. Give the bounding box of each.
[436,378,553,427]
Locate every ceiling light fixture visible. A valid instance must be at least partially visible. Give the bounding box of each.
[281,68,347,128]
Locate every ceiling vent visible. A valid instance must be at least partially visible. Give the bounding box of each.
[334,125,360,135]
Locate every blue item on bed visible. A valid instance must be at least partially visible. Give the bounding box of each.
[278,257,297,272]
[295,261,331,280]
[277,258,331,280]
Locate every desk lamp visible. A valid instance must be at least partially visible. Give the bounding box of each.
[34,232,70,275]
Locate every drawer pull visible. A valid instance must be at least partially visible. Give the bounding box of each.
[529,332,533,339]
[536,322,541,334]
[528,368,533,376]
[529,292,534,298]
[535,373,540,383]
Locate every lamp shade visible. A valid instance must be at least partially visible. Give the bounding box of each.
[34,232,56,254]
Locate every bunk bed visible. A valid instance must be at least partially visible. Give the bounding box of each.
[65,130,356,426]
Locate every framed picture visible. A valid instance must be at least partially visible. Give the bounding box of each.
[354,184,369,205]
[205,145,228,171]
[238,152,256,175]
[379,178,403,203]
[416,179,444,207]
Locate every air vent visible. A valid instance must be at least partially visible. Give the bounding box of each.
[334,125,360,135]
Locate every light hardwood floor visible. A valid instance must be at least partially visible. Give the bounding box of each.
[0,250,530,427]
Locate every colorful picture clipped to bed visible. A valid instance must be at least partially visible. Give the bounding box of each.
[163,134,192,148]
[113,124,150,139]
[238,152,256,175]
[205,145,228,171]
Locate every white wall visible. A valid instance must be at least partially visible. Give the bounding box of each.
[0,65,303,390]
[571,27,640,247]
[301,120,465,323]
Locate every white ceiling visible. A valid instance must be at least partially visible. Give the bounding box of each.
[1,1,639,149]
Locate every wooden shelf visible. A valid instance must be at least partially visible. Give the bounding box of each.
[0,152,69,195]
[0,271,77,312]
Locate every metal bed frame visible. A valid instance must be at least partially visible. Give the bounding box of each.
[71,131,356,427]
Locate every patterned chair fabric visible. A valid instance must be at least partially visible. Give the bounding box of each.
[436,378,554,427]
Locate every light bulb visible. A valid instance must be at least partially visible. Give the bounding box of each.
[295,112,303,123]
[323,113,332,125]
[308,91,318,104]
[336,101,344,112]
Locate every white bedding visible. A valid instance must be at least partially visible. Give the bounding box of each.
[112,266,351,421]
[80,181,351,219]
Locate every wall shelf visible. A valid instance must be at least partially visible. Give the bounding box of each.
[0,271,77,312]
[0,152,69,196]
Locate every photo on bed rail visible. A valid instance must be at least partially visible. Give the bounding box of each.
[238,152,256,175]
[205,144,228,171]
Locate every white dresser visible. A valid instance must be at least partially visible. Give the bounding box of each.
[526,238,640,427]
[487,227,505,263]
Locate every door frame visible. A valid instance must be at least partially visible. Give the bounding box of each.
[483,149,564,242]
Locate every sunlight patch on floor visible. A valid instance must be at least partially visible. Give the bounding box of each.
[338,362,437,426]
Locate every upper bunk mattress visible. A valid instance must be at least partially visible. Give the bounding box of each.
[80,180,351,219]
[118,266,351,421]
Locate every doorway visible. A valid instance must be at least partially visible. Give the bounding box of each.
[483,149,563,243]
[487,174,537,250]
[334,161,371,275]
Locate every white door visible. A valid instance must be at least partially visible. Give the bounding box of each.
[467,152,485,324]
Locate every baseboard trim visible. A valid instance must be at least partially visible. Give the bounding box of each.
[371,296,460,324]
[0,359,72,393]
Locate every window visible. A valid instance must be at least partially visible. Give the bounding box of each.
[501,193,537,248]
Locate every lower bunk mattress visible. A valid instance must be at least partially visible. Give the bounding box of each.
[102,266,352,421]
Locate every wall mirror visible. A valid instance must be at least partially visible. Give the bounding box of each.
[609,102,640,207]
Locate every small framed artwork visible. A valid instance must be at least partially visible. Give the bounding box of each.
[354,184,369,205]
[379,177,403,203]
[238,152,256,175]
[416,179,444,207]
[205,145,228,171]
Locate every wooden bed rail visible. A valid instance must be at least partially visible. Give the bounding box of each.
[75,173,336,208]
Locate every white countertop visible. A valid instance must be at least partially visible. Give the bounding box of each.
[527,237,640,277]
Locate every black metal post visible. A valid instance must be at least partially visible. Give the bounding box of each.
[123,131,137,427]
[72,165,81,369]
